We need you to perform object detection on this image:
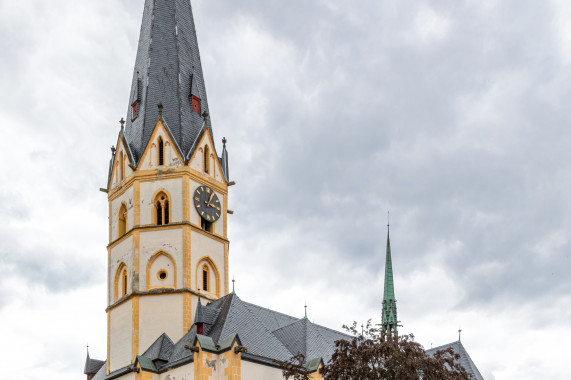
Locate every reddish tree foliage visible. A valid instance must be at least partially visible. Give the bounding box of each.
[278,321,473,380]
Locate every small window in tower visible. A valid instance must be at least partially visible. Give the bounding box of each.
[203,145,210,174]
[164,200,169,224]
[156,202,163,225]
[122,270,128,296]
[158,270,168,281]
[201,219,213,233]
[192,95,201,115]
[158,137,164,166]
[202,266,209,292]
[131,101,138,120]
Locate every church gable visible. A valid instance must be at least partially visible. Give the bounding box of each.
[137,119,184,170]
[109,135,135,190]
[188,130,226,183]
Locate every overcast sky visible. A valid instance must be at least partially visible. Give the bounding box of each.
[1,0,571,379]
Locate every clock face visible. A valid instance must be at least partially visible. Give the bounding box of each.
[193,185,221,222]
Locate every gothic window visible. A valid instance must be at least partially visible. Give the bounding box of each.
[154,192,170,226]
[202,265,209,292]
[118,203,128,237]
[158,137,164,166]
[114,263,128,301]
[122,269,128,296]
[192,95,201,115]
[203,145,210,174]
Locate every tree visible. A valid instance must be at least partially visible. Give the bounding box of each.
[277,321,473,380]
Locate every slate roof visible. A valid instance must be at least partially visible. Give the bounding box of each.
[84,351,105,376]
[123,0,213,164]
[426,340,484,380]
[129,293,350,374]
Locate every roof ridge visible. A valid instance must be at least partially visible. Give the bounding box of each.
[241,300,299,321]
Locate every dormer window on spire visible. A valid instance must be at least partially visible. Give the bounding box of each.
[131,100,138,120]
[192,95,201,115]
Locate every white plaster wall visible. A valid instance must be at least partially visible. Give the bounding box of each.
[189,178,225,234]
[160,363,194,379]
[149,254,175,288]
[189,147,203,172]
[242,360,284,379]
[111,373,136,380]
[139,129,183,169]
[109,236,134,304]
[111,187,134,241]
[139,294,184,352]
[140,178,183,225]
[140,228,183,289]
[191,231,225,294]
[110,299,133,372]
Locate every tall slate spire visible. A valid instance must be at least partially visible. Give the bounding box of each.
[123,0,212,164]
[382,225,398,335]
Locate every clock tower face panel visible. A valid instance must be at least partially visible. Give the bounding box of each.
[193,185,222,223]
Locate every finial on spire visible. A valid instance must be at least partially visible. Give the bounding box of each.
[361,322,364,336]
[304,303,308,319]
[458,326,462,342]
[232,276,235,293]
[387,210,390,230]
[120,118,125,131]
[111,146,116,154]
[223,137,227,147]
[158,103,164,117]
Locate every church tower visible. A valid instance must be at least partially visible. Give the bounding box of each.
[381,226,398,335]
[104,0,230,374]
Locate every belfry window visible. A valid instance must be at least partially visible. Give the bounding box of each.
[192,95,201,115]
[158,137,164,166]
[155,192,170,226]
[202,265,209,292]
[118,204,128,237]
[203,145,210,174]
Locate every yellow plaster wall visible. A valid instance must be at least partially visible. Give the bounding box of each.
[223,344,241,380]
[139,293,184,353]
[194,348,213,380]
[140,178,183,225]
[109,299,133,372]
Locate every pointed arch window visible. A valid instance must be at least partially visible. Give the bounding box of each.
[118,203,128,237]
[114,263,128,301]
[203,145,210,174]
[158,137,164,166]
[202,264,209,292]
[122,269,128,297]
[154,192,170,226]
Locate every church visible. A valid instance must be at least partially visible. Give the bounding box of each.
[84,1,484,379]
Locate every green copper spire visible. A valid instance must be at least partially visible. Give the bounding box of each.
[382,223,398,335]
